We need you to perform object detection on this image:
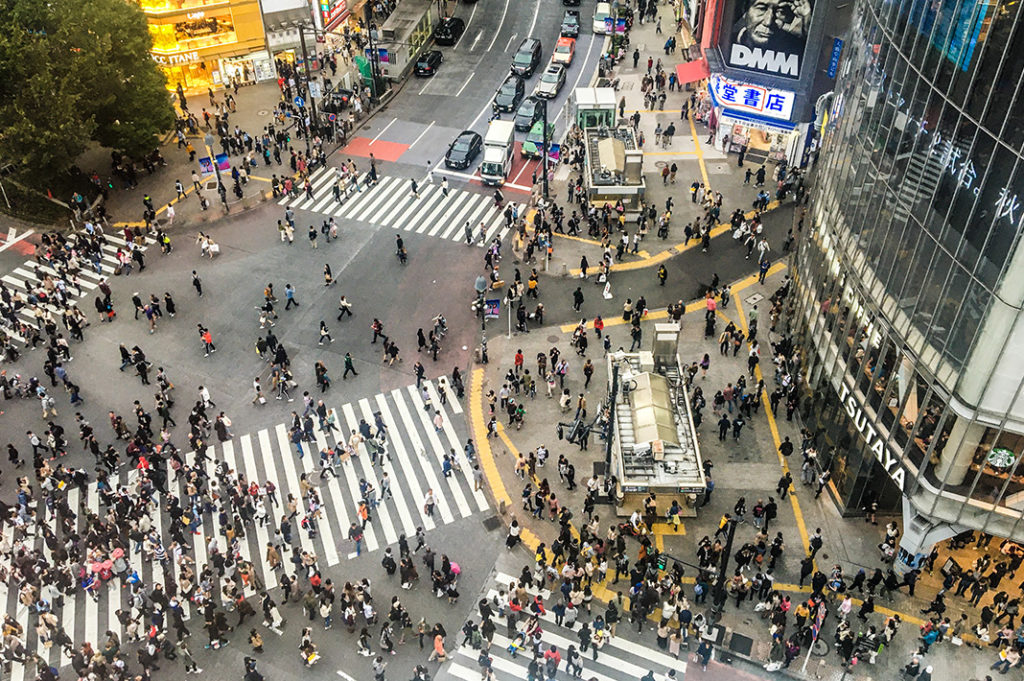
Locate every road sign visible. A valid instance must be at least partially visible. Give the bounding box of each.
[294,96,306,108]
[484,299,500,319]
[327,113,337,122]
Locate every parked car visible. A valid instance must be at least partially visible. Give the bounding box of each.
[552,37,576,65]
[562,0,580,7]
[444,130,483,169]
[534,63,566,99]
[434,17,466,45]
[510,37,543,77]
[414,50,443,76]
[560,10,581,37]
[492,73,526,112]
[514,96,545,132]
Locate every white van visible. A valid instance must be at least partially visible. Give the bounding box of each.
[593,3,611,34]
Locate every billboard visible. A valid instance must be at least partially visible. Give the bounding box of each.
[724,0,814,79]
[708,74,796,120]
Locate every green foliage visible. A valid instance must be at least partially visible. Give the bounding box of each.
[0,0,174,183]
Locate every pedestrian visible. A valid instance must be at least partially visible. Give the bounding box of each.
[285,284,299,309]
[192,270,203,296]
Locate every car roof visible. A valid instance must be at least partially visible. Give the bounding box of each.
[563,9,579,17]
[518,37,541,51]
[456,130,480,141]
[545,63,565,73]
[556,37,575,46]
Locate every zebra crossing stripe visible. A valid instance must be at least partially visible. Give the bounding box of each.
[356,398,418,538]
[345,176,400,223]
[340,403,400,547]
[274,423,318,557]
[423,381,488,512]
[239,434,278,590]
[391,387,456,523]
[373,392,436,531]
[403,384,472,518]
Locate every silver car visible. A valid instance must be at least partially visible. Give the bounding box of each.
[534,64,566,99]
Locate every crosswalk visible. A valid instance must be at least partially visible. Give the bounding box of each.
[447,571,686,681]
[0,230,156,345]
[278,166,522,246]
[4,379,485,677]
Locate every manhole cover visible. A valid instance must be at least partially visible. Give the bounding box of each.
[547,335,560,342]
[256,110,269,116]
[707,163,732,175]
[482,515,502,532]
[654,161,667,168]
[745,293,764,305]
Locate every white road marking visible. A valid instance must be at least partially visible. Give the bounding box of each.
[408,121,436,150]
[370,118,397,144]
[487,0,511,51]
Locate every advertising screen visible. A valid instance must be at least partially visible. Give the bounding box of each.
[906,0,993,71]
[724,0,814,79]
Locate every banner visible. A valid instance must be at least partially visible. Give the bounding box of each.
[724,0,814,79]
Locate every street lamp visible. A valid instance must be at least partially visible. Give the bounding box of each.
[709,516,738,623]
[293,21,321,156]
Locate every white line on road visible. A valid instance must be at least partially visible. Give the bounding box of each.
[337,671,358,681]
[486,0,511,51]
[408,121,436,150]
[528,0,541,39]
[0,228,33,253]
[418,77,433,96]
[370,118,397,144]
[456,74,474,97]
[504,32,517,51]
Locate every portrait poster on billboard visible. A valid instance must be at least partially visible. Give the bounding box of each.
[725,0,814,79]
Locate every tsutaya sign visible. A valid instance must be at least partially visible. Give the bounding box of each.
[838,382,907,491]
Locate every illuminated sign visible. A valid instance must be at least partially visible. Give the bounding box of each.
[152,51,201,65]
[320,0,348,28]
[838,382,907,492]
[186,11,205,19]
[708,74,795,120]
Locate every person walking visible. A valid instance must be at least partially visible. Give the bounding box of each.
[343,353,358,379]
[285,284,299,309]
[192,270,203,297]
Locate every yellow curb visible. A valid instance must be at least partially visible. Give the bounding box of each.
[470,369,513,510]
[557,262,786,333]
[565,202,783,276]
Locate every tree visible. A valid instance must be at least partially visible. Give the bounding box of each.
[0,0,174,184]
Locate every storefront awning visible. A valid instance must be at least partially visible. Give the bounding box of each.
[675,58,710,85]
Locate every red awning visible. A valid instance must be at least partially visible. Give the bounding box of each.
[676,58,710,85]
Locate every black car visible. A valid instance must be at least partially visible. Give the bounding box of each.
[318,88,355,114]
[560,9,580,37]
[514,96,545,132]
[414,50,443,76]
[492,73,525,112]
[434,17,466,46]
[510,37,543,77]
[562,0,580,6]
[445,130,483,169]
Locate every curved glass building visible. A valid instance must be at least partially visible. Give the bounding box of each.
[793,0,1024,565]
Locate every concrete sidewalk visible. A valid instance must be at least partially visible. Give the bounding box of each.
[469,263,994,681]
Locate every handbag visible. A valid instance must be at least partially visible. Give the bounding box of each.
[258,395,267,405]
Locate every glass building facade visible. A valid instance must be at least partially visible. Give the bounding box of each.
[793,0,1024,559]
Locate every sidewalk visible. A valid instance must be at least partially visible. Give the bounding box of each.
[523,8,785,279]
[76,56,367,231]
[468,264,993,681]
